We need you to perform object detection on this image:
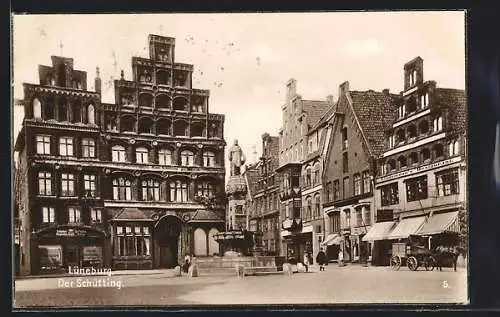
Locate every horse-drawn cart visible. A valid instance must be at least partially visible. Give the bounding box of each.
[390,235,437,271]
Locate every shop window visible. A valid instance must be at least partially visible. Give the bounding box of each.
[59,137,74,156]
[36,135,51,155]
[436,169,460,196]
[112,145,126,162]
[42,207,55,223]
[136,147,149,164]
[68,207,81,223]
[115,226,151,257]
[202,151,216,167]
[90,208,102,223]
[82,138,96,158]
[61,173,75,196]
[353,174,361,196]
[141,179,160,201]
[33,98,42,119]
[39,245,62,270]
[170,180,189,202]
[158,148,172,166]
[38,172,52,196]
[83,174,96,197]
[406,175,428,202]
[381,182,399,206]
[180,150,194,166]
[362,171,371,194]
[112,178,132,200]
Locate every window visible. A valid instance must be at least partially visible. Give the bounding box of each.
[112,145,126,162]
[61,173,75,196]
[342,153,349,173]
[449,140,460,156]
[356,208,363,227]
[433,116,443,132]
[136,147,149,164]
[59,137,73,156]
[180,150,195,166]
[82,139,95,158]
[342,127,348,149]
[398,105,405,119]
[38,172,52,195]
[434,144,444,159]
[42,207,55,223]
[353,174,361,196]
[115,226,151,257]
[363,207,371,226]
[436,169,460,196]
[68,207,81,223]
[83,174,96,196]
[305,196,312,220]
[381,183,399,206]
[305,167,312,186]
[203,151,216,167]
[141,179,160,201]
[33,98,42,118]
[87,104,95,124]
[313,164,320,184]
[90,208,102,222]
[112,178,132,200]
[36,135,51,154]
[343,177,350,199]
[421,92,429,108]
[170,180,188,202]
[421,148,431,162]
[406,175,428,202]
[398,155,408,169]
[314,195,321,218]
[330,213,340,233]
[344,209,351,228]
[409,152,419,166]
[325,182,332,202]
[158,148,172,165]
[362,171,371,194]
[333,180,340,201]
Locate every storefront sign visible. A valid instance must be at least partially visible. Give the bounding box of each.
[83,246,103,261]
[56,228,87,237]
[376,156,462,184]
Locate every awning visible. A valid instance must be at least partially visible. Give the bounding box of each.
[387,216,426,240]
[321,234,342,246]
[417,211,460,235]
[361,221,396,241]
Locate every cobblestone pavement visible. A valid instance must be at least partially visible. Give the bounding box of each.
[13,265,468,307]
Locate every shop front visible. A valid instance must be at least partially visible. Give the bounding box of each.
[34,225,106,275]
[321,233,341,262]
[362,221,396,266]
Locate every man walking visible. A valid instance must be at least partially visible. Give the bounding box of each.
[316,248,327,271]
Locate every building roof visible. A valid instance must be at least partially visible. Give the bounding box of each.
[309,102,337,133]
[244,164,261,199]
[434,88,467,136]
[302,99,331,129]
[191,209,224,222]
[349,90,399,157]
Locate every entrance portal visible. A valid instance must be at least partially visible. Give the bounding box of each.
[155,216,182,269]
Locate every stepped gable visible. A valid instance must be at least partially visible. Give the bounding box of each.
[349,90,399,156]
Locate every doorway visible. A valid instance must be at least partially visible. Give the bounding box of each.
[66,245,80,267]
[159,236,179,268]
[154,215,181,269]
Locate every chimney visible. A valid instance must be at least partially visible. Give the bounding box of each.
[339,81,350,97]
[95,67,101,94]
[383,89,390,95]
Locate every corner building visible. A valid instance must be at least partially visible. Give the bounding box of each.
[14,35,226,275]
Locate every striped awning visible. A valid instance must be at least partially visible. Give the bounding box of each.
[362,221,396,241]
[387,216,426,240]
[321,234,342,246]
[417,211,460,235]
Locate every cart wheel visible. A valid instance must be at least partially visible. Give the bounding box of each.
[407,256,418,271]
[390,255,401,271]
[425,256,436,271]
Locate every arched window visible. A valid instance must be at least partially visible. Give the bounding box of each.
[139,93,153,108]
[136,147,149,164]
[173,97,188,111]
[449,140,460,156]
[305,166,312,186]
[396,129,406,144]
[197,181,214,198]
[306,196,312,220]
[138,117,154,134]
[344,209,351,228]
[173,120,188,136]
[409,152,419,166]
[407,124,417,139]
[420,92,429,108]
[191,122,205,137]
[158,148,172,166]
[155,94,171,109]
[33,98,42,119]
[387,159,396,172]
[87,104,95,124]
[156,119,171,135]
[421,148,431,162]
[121,116,136,132]
[433,116,443,132]
[112,177,131,200]
[398,155,408,169]
[141,179,160,201]
[434,143,444,159]
[419,120,429,135]
[180,150,194,166]
[58,98,68,122]
[170,180,188,202]
[314,194,321,218]
[111,145,126,162]
[313,163,320,185]
[454,140,460,155]
[202,151,216,167]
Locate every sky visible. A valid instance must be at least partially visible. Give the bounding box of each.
[12,12,466,173]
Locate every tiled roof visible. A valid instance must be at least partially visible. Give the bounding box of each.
[349,90,399,156]
[244,165,261,198]
[302,99,331,129]
[434,88,467,136]
[191,209,224,222]
[310,102,337,132]
[112,208,156,221]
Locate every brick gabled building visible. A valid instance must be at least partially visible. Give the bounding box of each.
[14,34,227,275]
[322,81,397,263]
[370,57,467,266]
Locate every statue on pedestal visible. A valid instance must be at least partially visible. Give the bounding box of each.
[228,139,246,176]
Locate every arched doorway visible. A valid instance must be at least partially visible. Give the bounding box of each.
[154,215,182,268]
[193,228,207,256]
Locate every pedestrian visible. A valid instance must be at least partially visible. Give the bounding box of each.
[338,248,344,267]
[303,253,310,273]
[316,248,327,271]
[182,253,191,274]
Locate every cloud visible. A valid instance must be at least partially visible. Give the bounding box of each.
[342,38,384,59]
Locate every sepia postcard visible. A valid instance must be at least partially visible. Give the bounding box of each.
[12,11,468,308]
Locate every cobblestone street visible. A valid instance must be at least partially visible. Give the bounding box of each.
[14,265,468,307]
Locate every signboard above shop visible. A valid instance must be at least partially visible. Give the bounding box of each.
[38,226,104,239]
[56,228,87,237]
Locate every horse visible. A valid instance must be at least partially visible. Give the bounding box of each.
[432,246,462,271]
